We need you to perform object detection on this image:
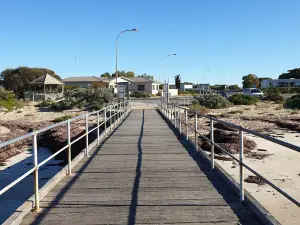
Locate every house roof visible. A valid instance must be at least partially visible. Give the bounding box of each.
[121,76,161,84]
[30,74,64,85]
[62,76,107,83]
[62,76,161,84]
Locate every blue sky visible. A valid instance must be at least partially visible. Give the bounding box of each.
[1,0,300,85]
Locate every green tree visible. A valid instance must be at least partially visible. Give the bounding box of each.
[278,68,300,79]
[175,74,181,90]
[125,71,135,77]
[100,72,111,78]
[242,74,259,88]
[258,77,272,87]
[138,73,154,80]
[228,85,241,90]
[0,67,61,94]
[112,70,126,77]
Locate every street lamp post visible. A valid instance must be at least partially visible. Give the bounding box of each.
[164,54,177,83]
[116,28,138,97]
[202,69,210,95]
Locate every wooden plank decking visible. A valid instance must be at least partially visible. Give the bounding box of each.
[21,109,261,225]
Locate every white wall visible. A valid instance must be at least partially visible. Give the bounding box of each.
[129,82,159,95]
[261,79,300,88]
[109,78,130,93]
[180,84,193,91]
[169,89,178,96]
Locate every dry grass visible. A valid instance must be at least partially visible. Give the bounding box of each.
[228,110,244,114]
[190,104,209,114]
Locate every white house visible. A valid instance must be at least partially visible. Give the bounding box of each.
[62,76,160,95]
[261,79,300,88]
[180,83,193,91]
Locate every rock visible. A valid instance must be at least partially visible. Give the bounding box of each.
[244,175,266,185]
[0,126,10,135]
[0,107,8,112]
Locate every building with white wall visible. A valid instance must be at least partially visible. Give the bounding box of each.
[261,79,300,88]
[63,76,160,95]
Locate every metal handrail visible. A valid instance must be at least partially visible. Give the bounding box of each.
[158,99,300,207]
[0,100,131,211]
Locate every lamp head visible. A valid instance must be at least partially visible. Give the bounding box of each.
[132,28,138,32]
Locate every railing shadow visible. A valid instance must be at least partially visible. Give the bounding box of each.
[27,110,132,225]
[156,109,261,224]
[127,109,144,225]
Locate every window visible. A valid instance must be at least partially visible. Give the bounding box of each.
[152,85,155,90]
[137,85,145,91]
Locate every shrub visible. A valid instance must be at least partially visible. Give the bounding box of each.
[130,92,150,98]
[264,94,284,103]
[263,87,281,95]
[194,94,232,109]
[52,88,113,111]
[285,94,300,109]
[37,99,55,107]
[0,89,24,110]
[51,115,74,123]
[228,94,259,105]
[190,104,209,114]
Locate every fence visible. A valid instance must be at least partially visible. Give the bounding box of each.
[158,100,300,207]
[0,100,130,212]
[24,92,64,101]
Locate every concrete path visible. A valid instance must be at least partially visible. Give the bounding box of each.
[21,110,261,224]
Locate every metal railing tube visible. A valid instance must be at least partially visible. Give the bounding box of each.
[104,108,107,137]
[179,109,182,134]
[210,118,214,171]
[195,113,198,151]
[33,132,40,211]
[97,112,100,145]
[67,120,72,175]
[174,105,176,126]
[239,128,244,203]
[185,108,188,142]
[110,105,112,131]
[85,114,89,157]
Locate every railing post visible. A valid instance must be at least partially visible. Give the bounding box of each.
[33,132,40,211]
[210,117,214,171]
[171,104,173,123]
[185,108,188,142]
[104,107,107,137]
[117,103,120,123]
[179,108,182,134]
[173,105,177,128]
[167,103,170,120]
[110,105,112,131]
[195,113,198,151]
[239,128,244,203]
[97,111,100,145]
[113,104,116,129]
[67,120,72,175]
[85,114,89,157]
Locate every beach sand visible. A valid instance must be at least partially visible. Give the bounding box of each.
[213,131,300,225]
